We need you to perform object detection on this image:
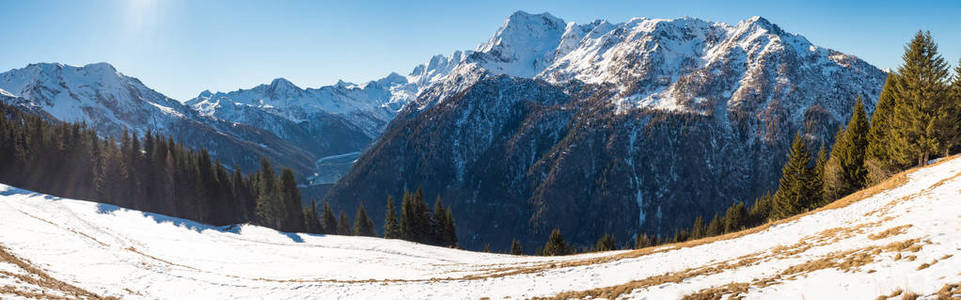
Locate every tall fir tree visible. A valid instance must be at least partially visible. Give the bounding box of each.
[812,145,827,208]
[353,203,376,237]
[890,31,952,166]
[772,133,817,220]
[383,195,401,239]
[279,169,305,232]
[826,97,870,200]
[255,158,284,229]
[948,58,961,153]
[866,73,902,181]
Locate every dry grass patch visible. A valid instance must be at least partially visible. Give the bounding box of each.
[936,282,961,299]
[0,245,112,299]
[869,225,913,240]
[878,288,904,300]
[901,291,919,300]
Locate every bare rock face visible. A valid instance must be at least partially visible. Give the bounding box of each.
[324,13,886,250]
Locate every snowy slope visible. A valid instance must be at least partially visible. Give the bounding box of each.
[2,157,961,299]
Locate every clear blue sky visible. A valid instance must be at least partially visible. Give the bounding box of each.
[1,0,959,101]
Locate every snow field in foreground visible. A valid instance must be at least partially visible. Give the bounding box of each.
[0,157,960,299]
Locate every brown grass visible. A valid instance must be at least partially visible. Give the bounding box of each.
[868,225,913,240]
[0,245,113,299]
[901,291,919,300]
[936,282,960,299]
[878,288,904,300]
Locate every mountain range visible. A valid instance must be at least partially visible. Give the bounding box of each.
[0,11,887,250]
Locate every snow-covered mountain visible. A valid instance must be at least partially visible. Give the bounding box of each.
[0,63,316,175]
[324,12,887,249]
[186,50,471,139]
[2,155,960,299]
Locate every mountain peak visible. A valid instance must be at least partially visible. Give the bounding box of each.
[737,16,785,36]
[269,77,297,88]
[83,62,118,73]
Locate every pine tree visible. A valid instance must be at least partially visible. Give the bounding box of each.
[691,216,705,239]
[510,238,524,255]
[304,199,322,234]
[723,202,745,234]
[890,31,952,166]
[828,97,870,199]
[279,169,305,232]
[337,212,352,235]
[321,200,337,234]
[432,196,448,245]
[383,195,401,239]
[483,244,491,253]
[634,233,653,249]
[255,158,284,229]
[353,203,376,237]
[748,192,773,225]
[812,145,827,208]
[948,58,961,153]
[866,73,903,181]
[596,233,617,251]
[771,133,816,220]
[542,229,569,256]
[706,213,723,237]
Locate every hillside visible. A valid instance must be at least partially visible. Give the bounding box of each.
[1,156,960,299]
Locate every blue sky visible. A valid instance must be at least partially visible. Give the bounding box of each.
[1,0,959,101]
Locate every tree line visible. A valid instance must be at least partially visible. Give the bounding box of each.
[381,187,458,248]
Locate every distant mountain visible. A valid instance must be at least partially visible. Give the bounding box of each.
[0,63,315,175]
[186,51,469,183]
[323,12,887,250]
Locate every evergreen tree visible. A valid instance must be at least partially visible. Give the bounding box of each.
[949,58,961,153]
[255,158,284,229]
[723,202,745,234]
[383,196,401,239]
[748,192,773,225]
[483,244,491,253]
[432,196,448,244]
[706,213,723,237]
[691,216,705,239]
[771,133,817,220]
[337,212,352,235]
[279,169,305,232]
[400,187,432,243]
[321,200,337,234]
[890,31,952,166]
[812,144,827,208]
[353,203,376,237]
[304,199,322,234]
[510,238,524,255]
[444,209,457,247]
[542,229,569,256]
[596,233,616,251]
[866,73,903,181]
[827,97,870,199]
